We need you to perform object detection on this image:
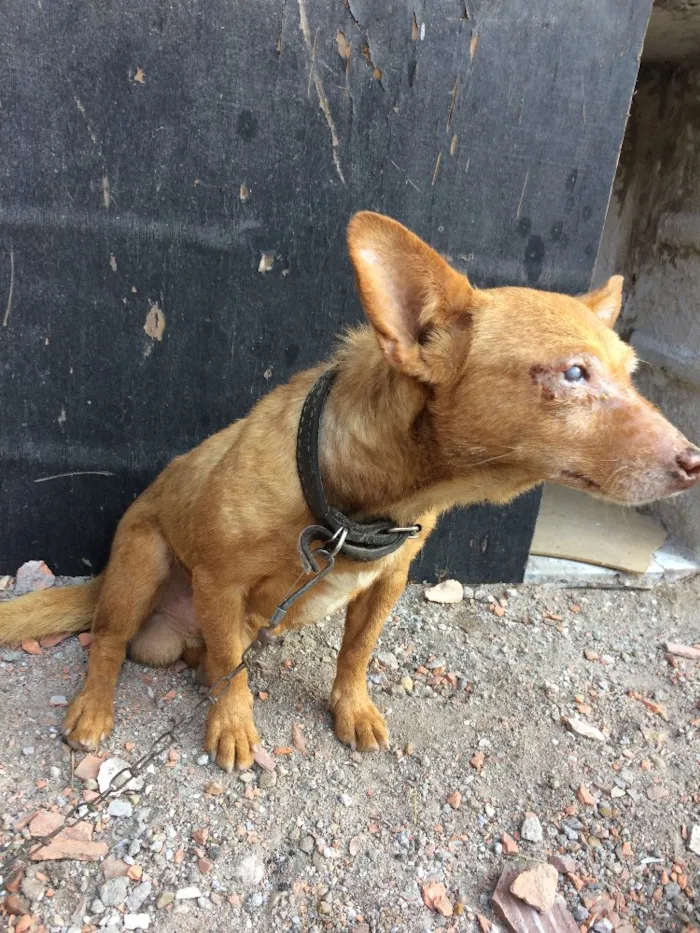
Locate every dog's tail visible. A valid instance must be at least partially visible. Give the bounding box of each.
[0,576,102,644]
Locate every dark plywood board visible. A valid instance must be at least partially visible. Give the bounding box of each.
[0,0,651,580]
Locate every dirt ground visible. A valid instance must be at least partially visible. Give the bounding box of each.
[1,573,699,933]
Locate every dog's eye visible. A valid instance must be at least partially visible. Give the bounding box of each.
[564,365,586,383]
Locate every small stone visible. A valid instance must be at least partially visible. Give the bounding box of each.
[252,746,275,772]
[49,695,68,706]
[463,586,475,599]
[258,771,277,789]
[5,894,30,916]
[300,835,315,854]
[501,833,519,855]
[470,751,485,772]
[447,791,462,810]
[611,786,626,798]
[235,853,264,886]
[102,856,130,880]
[198,858,213,874]
[197,754,210,766]
[424,579,463,604]
[521,812,543,843]
[339,793,353,807]
[548,854,576,874]
[126,882,152,912]
[573,905,590,922]
[318,901,332,915]
[22,746,35,756]
[156,892,175,910]
[204,780,224,796]
[14,560,55,596]
[175,886,202,900]
[647,784,669,801]
[107,798,133,818]
[563,716,606,742]
[377,651,399,669]
[98,758,143,794]
[99,876,129,907]
[401,675,414,692]
[198,897,214,911]
[123,914,150,930]
[576,783,596,806]
[31,836,109,862]
[421,881,453,917]
[29,810,65,837]
[239,771,255,784]
[89,898,105,914]
[665,642,700,660]
[689,824,700,855]
[349,835,362,857]
[1,650,23,662]
[21,638,42,655]
[74,753,104,780]
[20,876,46,902]
[509,862,558,913]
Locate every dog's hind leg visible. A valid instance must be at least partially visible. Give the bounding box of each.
[64,506,171,750]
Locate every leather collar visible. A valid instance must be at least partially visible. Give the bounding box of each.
[296,368,420,563]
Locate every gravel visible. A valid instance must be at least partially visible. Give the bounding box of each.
[1,574,700,932]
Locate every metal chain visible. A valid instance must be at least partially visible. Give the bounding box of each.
[0,528,346,881]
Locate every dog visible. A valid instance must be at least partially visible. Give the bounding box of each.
[1,211,699,772]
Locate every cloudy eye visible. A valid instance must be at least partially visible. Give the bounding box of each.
[564,365,586,383]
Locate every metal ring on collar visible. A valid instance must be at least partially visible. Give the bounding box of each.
[387,524,422,538]
[323,525,349,559]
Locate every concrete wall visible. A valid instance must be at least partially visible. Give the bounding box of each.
[594,64,700,556]
[644,0,700,64]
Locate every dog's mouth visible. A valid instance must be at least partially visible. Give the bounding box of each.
[559,469,602,491]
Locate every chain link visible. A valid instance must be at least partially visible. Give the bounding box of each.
[0,535,339,881]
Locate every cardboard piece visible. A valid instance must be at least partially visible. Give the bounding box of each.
[530,484,667,574]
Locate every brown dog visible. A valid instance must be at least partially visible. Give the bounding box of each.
[1,211,699,772]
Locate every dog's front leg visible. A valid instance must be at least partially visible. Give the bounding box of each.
[192,569,259,772]
[331,569,407,752]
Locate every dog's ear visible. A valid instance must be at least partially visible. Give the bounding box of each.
[346,211,475,381]
[578,275,624,328]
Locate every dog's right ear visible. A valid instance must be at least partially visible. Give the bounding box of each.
[578,275,624,328]
[346,211,475,381]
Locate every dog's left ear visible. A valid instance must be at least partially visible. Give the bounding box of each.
[578,275,624,328]
[347,211,475,382]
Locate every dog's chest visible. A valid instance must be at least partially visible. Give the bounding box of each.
[291,564,383,626]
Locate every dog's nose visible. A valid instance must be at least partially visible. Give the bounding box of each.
[676,447,700,484]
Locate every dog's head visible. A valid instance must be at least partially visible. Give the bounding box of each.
[347,211,700,506]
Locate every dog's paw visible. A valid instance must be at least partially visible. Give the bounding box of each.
[205,704,260,772]
[64,691,114,750]
[331,693,389,752]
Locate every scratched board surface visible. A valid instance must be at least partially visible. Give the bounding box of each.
[0,0,650,580]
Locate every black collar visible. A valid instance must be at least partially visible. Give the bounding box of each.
[296,368,420,563]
